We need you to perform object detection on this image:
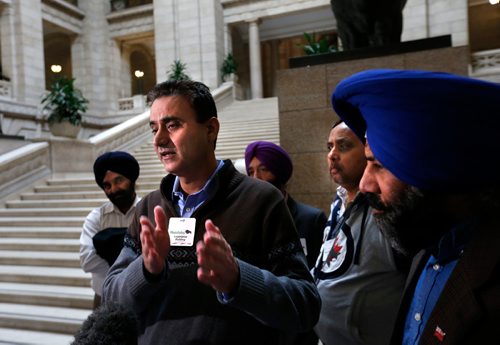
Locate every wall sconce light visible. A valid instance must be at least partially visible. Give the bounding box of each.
[134,70,144,78]
[51,64,62,73]
[489,0,499,5]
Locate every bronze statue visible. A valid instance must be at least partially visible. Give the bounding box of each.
[331,0,408,50]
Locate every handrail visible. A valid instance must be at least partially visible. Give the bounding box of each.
[0,142,51,201]
[88,81,235,155]
[0,82,235,201]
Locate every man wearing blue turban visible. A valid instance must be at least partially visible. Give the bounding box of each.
[331,69,500,345]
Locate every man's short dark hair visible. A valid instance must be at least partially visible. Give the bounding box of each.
[71,302,138,345]
[146,80,217,123]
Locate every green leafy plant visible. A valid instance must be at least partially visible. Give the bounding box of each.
[221,53,238,82]
[302,32,337,55]
[167,60,191,81]
[41,77,88,126]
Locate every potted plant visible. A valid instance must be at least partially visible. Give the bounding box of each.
[42,77,88,138]
[301,32,337,55]
[167,60,191,81]
[221,53,238,82]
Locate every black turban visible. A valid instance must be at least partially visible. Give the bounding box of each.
[93,151,140,189]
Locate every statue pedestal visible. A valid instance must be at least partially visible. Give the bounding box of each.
[289,35,452,69]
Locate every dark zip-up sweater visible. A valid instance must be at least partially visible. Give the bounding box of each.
[103,160,321,345]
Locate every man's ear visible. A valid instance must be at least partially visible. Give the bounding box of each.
[206,117,219,141]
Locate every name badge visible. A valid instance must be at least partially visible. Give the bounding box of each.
[168,217,196,246]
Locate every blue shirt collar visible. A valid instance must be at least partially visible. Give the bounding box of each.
[432,218,475,264]
[172,160,224,216]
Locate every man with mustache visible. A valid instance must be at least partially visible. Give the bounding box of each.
[313,121,408,345]
[102,80,320,345]
[80,151,141,309]
[331,69,500,344]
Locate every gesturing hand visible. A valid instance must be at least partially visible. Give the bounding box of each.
[196,219,239,294]
[140,205,170,275]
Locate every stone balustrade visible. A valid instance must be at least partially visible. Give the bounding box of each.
[0,82,235,202]
[0,143,51,201]
[0,80,12,99]
[471,48,500,74]
[118,95,146,112]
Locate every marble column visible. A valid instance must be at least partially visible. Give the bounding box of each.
[247,18,263,99]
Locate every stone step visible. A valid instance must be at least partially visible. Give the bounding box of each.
[217,126,279,134]
[217,145,277,154]
[0,239,79,252]
[135,160,165,166]
[46,178,94,186]
[0,227,81,239]
[219,116,278,123]
[20,189,154,200]
[0,217,85,227]
[0,327,75,345]
[0,252,79,268]
[217,135,280,146]
[47,174,164,185]
[217,127,279,136]
[34,183,158,193]
[0,208,93,218]
[0,282,92,309]
[0,265,90,287]
[137,167,165,175]
[0,303,90,335]
[5,199,106,209]
[21,191,106,200]
[218,121,278,129]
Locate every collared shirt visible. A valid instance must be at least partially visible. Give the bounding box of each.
[403,221,473,345]
[172,160,224,217]
[80,196,141,295]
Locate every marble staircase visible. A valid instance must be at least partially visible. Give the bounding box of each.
[0,97,279,344]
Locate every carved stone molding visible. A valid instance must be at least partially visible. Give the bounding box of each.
[471,49,500,74]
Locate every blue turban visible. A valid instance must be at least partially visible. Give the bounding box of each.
[331,69,500,191]
[244,141,293,185]
[93,151,140,189]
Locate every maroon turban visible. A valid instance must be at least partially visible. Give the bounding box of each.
[244,141,293,185]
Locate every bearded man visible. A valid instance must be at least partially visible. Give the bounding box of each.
[80,151,141,308]
[332,69,500,344]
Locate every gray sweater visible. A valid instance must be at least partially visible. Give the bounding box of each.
[314,191,406,345]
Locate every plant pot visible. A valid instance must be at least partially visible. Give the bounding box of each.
[49,120,81,138]
[223,73,238,83]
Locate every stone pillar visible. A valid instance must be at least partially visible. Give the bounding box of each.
[153,0,224,89]
[247,18,263,99]
[153,0,176,84]
[1,0,45,104]
[71,0,113,116]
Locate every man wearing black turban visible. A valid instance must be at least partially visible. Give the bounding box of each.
[332,69,500,344]
[80,151,141,309]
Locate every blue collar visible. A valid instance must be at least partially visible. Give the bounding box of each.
[432,218,475,264]
[171,160,224,217]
